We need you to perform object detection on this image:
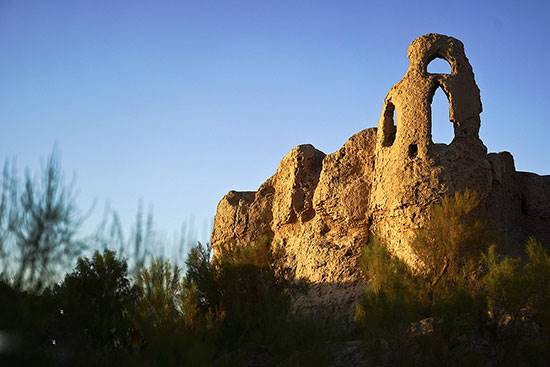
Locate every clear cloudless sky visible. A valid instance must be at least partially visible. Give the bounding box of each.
[1,0,549,246]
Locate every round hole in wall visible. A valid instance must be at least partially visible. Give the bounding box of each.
[427,57,452,74]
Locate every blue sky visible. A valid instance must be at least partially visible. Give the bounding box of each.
[1,0,549,245]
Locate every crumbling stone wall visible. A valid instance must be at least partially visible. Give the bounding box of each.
[211,33,550,324]
[370,33,492,264]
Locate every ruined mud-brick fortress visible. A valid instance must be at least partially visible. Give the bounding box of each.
[211,33,550,323]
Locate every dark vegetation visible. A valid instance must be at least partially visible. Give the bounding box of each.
[1,155,549,366]
[354,191,550,366]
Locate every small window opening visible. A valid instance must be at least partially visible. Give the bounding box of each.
[408,144,418,158]
[427,57,452,74]
[431,87,454,144]
[382,101,397,147]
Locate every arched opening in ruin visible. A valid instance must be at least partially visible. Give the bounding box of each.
[427,57,452,74]
[381,101,397,147]
[430,86,454,144]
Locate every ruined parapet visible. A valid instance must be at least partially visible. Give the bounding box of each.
[378,33,483,159]
[211,33,550,324]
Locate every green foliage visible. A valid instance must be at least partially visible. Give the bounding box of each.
[485,237,550,328]
[483,245,526,316]
[524,237,550,323]
[355,238,426,338]
[185,241,217,311]
[0,150,330,365]
[356,191,489,363]
[5,173,550,366]
[1,238,329,366]
[412,189,492,291]
[182,239,330,366]
[131,258,214,366]
[480,238,550,365]
[356,237,489,365]
[136,259,184,328]
[214,238,291,344]
[50,249,138,366]
[355,191,550,366]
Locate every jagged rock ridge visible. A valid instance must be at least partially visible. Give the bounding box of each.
[211,33,550,323]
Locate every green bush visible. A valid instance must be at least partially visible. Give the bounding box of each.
[182,240,330,366]
[483,245,527,318]
[354,238,426,338]
[49,250,138,366]
[412,190,492,286]
[355,191,495,364]
[481,238,550,365]
[354,191,550,366]
[135,259,185,329]
[214,239,290,345]
[131,258,214,366]
[484,238,550,322]
[523,237,550,329]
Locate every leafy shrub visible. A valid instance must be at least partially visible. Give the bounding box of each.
[355,191,497,364]
[482,238,550,365]
[354,238,426,338]
[356,191,493,333]
[49,250,138,366]
[523,237,550,328]
[355,241,488,365]
[355,191,550,366]
[412,189,492,292]
[131,258,214,366]
[183,240,330,366]
[214,239,290,345]
[135,259,185,328]
[484,237,550,325]
[483,245,527,318]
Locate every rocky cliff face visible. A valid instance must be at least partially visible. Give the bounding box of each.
[211,33,550,324]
